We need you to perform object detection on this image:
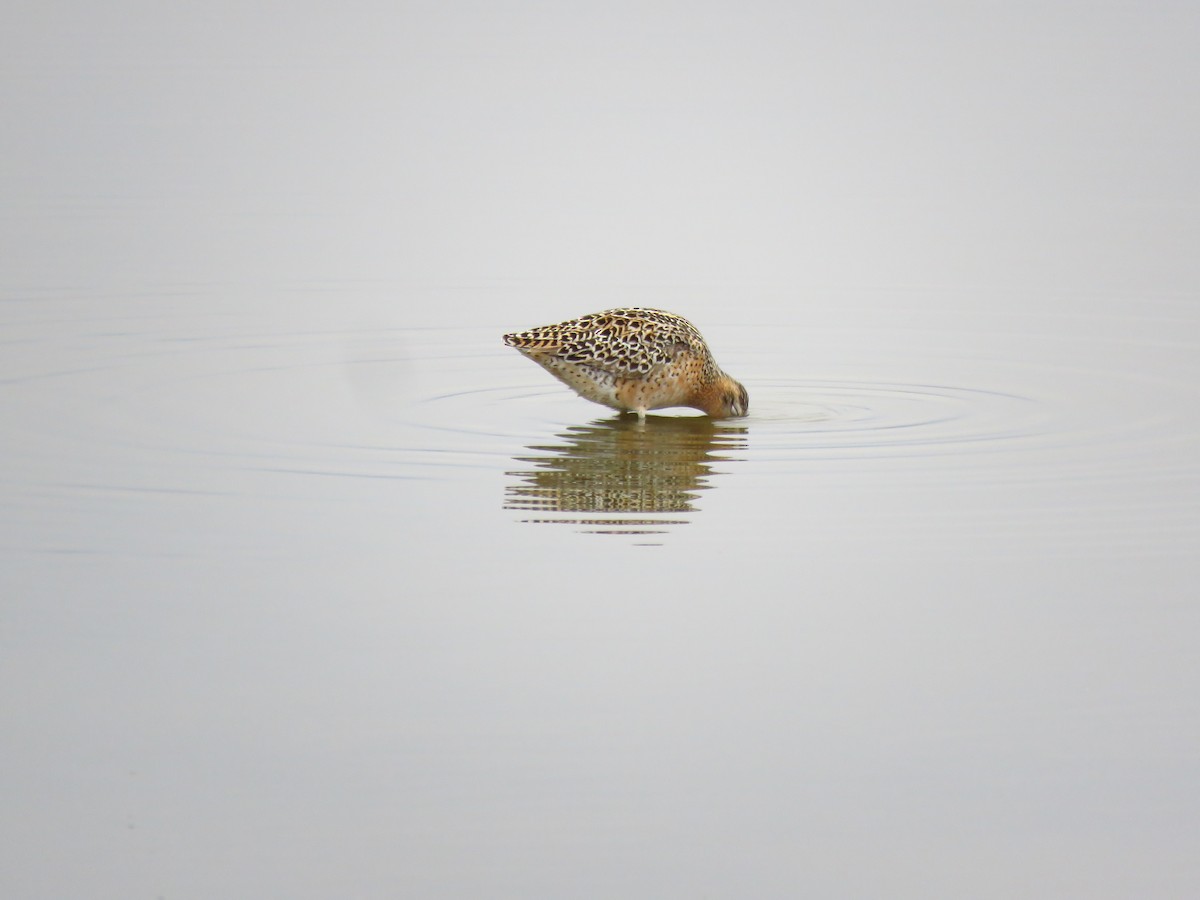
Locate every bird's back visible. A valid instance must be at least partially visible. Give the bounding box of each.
[503,308,715,379]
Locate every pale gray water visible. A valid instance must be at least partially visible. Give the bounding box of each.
[3,3,1199,898]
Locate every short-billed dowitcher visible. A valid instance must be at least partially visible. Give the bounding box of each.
[503,308,748,419]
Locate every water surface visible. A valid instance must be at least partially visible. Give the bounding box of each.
[3,2,1199,897]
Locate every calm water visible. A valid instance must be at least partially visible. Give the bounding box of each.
[4,3,1200,898]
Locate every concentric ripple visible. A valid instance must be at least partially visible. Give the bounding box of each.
[397,361,1055,470]
[742,376,1049,459]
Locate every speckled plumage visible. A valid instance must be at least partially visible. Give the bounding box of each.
[503,308,748,419]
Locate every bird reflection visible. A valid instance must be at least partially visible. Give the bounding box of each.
[505,414,747,536]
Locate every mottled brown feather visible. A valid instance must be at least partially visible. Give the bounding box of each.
[504,308,748,418]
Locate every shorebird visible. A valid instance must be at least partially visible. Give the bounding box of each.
[503,308,748,419]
